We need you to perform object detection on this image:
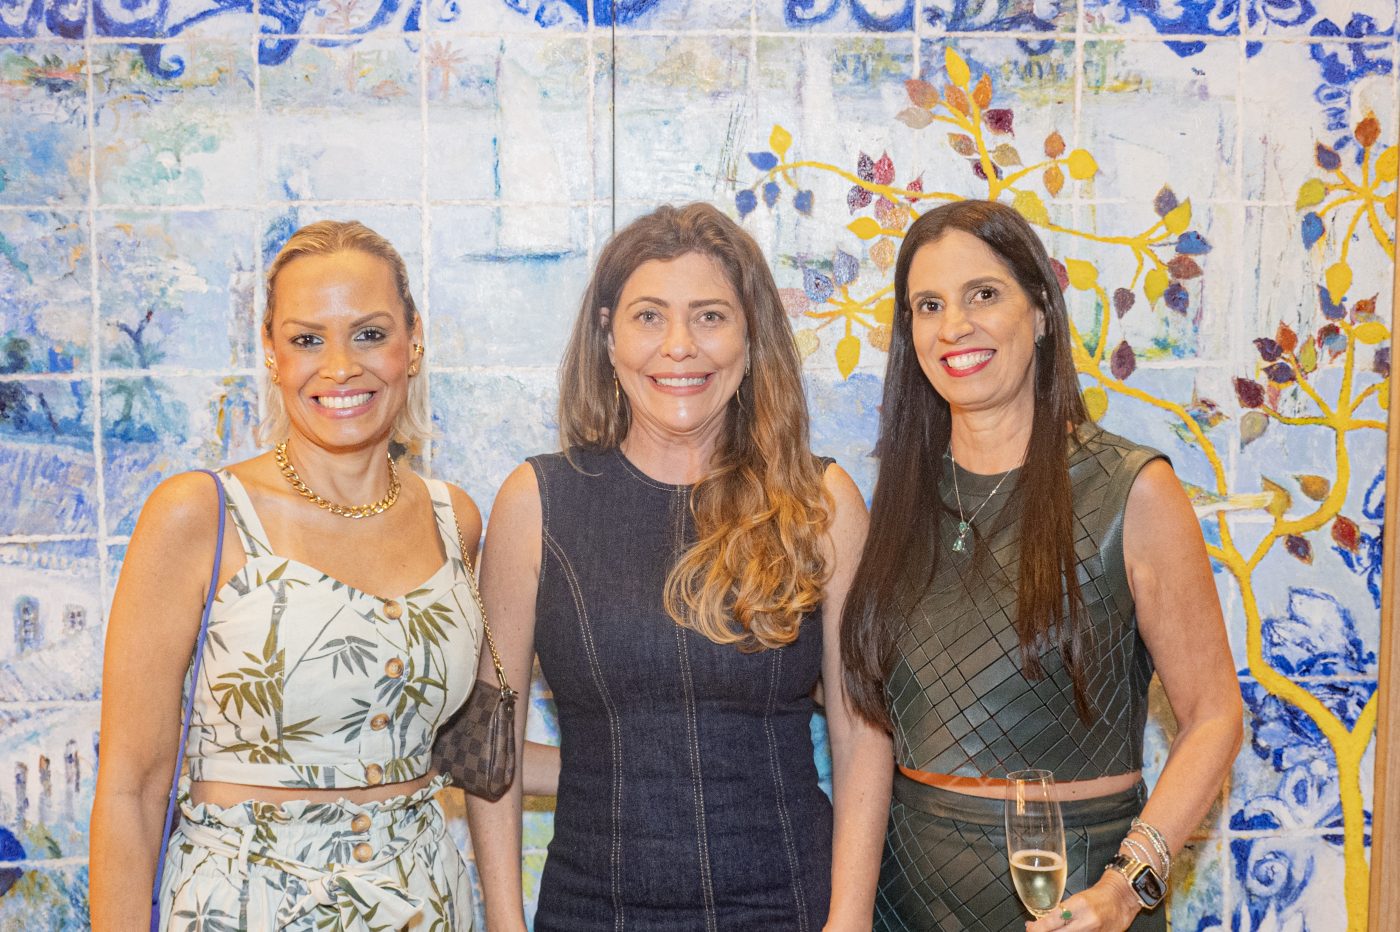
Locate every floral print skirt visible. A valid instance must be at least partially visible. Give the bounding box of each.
[157,775,472,932]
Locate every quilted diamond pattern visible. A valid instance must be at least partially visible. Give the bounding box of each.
[888,429,1164,783]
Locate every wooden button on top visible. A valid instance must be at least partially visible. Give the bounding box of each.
[353,843,373,863]
[350,813,371,833]
[382,600,403,620]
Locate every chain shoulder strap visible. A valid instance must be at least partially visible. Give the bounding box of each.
[452,515,514,696]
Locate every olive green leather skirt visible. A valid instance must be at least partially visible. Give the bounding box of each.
[875,773,1169,932]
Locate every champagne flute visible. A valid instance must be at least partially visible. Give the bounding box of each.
[1005,769,1067,919]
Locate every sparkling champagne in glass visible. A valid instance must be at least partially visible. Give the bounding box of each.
[1005,769,1067,918]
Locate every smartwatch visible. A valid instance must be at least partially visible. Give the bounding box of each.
[1104,854,1166,910]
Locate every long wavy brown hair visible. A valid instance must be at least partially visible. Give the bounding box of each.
[841,199,1094,730]
[558,203,832,650]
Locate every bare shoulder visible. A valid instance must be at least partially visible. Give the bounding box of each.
[490,462,543,527]
[821,462,867,514]
[820,462,869,571]
[1125,458,1195,527]
[134,470,225,544]
[1123,457,1207,569]
[118,470,226,605]
[481,463,544,600]
[439,481,484,540]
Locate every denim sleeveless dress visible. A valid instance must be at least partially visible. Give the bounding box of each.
[529,448,833,932]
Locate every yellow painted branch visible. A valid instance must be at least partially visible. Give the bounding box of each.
[1350,382,1380,413]
[1340,323,1359,415]
[1364,203,1396,256]
[1263,408,1330,427]
[1284,359,1336,418]
[1337,746,1372,932]
[996,159,1056,190]
[1340,205,1368,265]
[1248,426,1351,566]
[1080,367,1229,493]
[1242,590,1355,750]
[1318,194,1362,217]
[775,161,962,204]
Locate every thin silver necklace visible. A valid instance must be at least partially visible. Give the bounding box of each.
[948,451,1016,553]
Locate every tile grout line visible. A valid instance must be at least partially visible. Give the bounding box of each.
[251,0,266,456]
[587,0,599,284]
[419,5,433,478]
[2,352,1336,384]
[0,195,1348,214]
[1220,4,1250,920]
[610,0,617,234]
[748,0,757,185]
[1072,0,1086,288]
[0,198,612,211]
[10,28,1395,46]
[84,0,109,628]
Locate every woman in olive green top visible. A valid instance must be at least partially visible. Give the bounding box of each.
[841,200,1242,932]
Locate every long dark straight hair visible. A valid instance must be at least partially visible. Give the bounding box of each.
[840,199,1093,731]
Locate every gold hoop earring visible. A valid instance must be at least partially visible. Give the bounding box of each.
[264,355,280,385]
[613,371,621,409]
[408,342,424,376]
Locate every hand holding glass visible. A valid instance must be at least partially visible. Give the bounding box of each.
[1005,769,1067,918]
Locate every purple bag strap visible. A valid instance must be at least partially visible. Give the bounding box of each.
[149,469,225,932]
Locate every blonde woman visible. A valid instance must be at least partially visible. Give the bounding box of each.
[91,221,483,930]
[467,203,893,931]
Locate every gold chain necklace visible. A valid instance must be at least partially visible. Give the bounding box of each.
[275,440,401,519]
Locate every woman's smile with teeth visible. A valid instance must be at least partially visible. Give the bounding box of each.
[944,350,994,371]
[654,375,709,387]
[315,392,373,409]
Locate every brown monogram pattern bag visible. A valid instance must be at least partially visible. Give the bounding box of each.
[432,516,517,801]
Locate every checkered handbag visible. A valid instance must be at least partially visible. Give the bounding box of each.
[432,516,518,801]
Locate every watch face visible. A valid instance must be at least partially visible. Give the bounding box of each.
[1133,868,1166,907]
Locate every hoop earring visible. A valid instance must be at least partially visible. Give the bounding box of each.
[264,355,280,385]
[408,342,424,376]
[613,371,621,409]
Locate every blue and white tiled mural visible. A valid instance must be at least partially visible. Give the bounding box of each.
[0,0,1395,928]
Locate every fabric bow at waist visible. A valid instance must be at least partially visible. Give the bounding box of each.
[179,819,426,930]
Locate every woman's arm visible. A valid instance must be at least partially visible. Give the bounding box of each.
[464,463,544,932]
[1030,459,1243,932]
[819,465,894,932]
[523,741,560,796]
[90,472,226,931]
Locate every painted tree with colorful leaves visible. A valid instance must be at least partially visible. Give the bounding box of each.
[738,46,1397,932]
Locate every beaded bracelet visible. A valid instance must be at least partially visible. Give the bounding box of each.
[1120,837,1159,873]
[1130,817,1172,880]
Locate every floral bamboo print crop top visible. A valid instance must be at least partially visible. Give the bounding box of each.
[183,473,482,789]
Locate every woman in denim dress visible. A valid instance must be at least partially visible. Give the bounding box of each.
[468,203,893,931]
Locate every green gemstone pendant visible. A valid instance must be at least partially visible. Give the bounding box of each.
[952,521,970,553]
